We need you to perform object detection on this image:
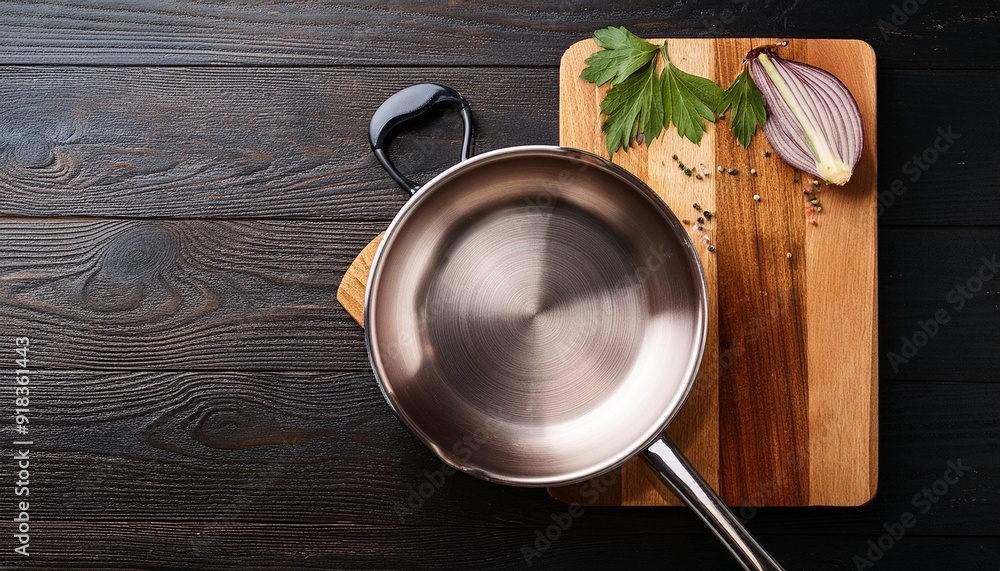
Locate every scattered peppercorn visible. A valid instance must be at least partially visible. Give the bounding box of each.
[695,174,704,180]
[697,217,705,224]
[672,154,678,160]
[693,203,701,211]
[764,151,772,157]
[803,186,823,224]
[727,168,738,175]
[703,210,712,221]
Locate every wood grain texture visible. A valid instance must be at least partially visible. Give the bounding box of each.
[0,2,996,568]
[0,67,994,224]
[10,525,1000,570]
[713,38,810,506]
[336,232,383,326]
[549,38,877,507]
[0,218,379,371]
[876,70,1000,226]
[3,219,995,376]
[0,0,996,69]
[802,40,880,506]
[14,372,1000,535]
[6,374,1000,570]
[878,228,1000,382]
[9,523,1000,570]
[0,66,556,220]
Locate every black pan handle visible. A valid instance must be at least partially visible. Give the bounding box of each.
[369,83,474,195]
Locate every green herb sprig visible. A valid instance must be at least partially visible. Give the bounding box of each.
[580,26,766,156]
[716,65,767,148]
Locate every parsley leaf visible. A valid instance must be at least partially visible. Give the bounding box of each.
[717,65,767,148]
[661,44,723,145]
[580,26,659,86]
[581,29,727,154]
[599,61,664,157]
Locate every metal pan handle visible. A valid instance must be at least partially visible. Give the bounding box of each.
[643,435,785,571]
[369,83,474,195]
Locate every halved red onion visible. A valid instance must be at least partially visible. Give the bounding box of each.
[748,47,863,185]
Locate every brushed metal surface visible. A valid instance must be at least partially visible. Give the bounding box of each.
[365,146,706,486]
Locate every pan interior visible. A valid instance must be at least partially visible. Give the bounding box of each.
[367,149,705,486]
[424,202,645,426]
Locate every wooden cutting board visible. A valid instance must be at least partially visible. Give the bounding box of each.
[338,37,877,507]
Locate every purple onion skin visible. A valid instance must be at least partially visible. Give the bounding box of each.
[748,47,863,185]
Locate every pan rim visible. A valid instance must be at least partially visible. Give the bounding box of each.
[364,145,708,487]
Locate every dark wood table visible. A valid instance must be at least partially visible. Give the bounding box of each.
[1,1,997,569]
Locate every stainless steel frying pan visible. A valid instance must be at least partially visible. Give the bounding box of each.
[364,84,784,571]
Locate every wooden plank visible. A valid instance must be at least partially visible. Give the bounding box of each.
[6,525,999,570]
[0,66,557,220]
[0,219,379,371]
[0,67,994,224]
[876,70,1000,226]
[10,372,1000,537]
[2,218,997,375]
[712,38,810,506]
[879,228,1000,382]
[803,40,880,506]
[0,1,995,69]
[4,524,1000,570]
